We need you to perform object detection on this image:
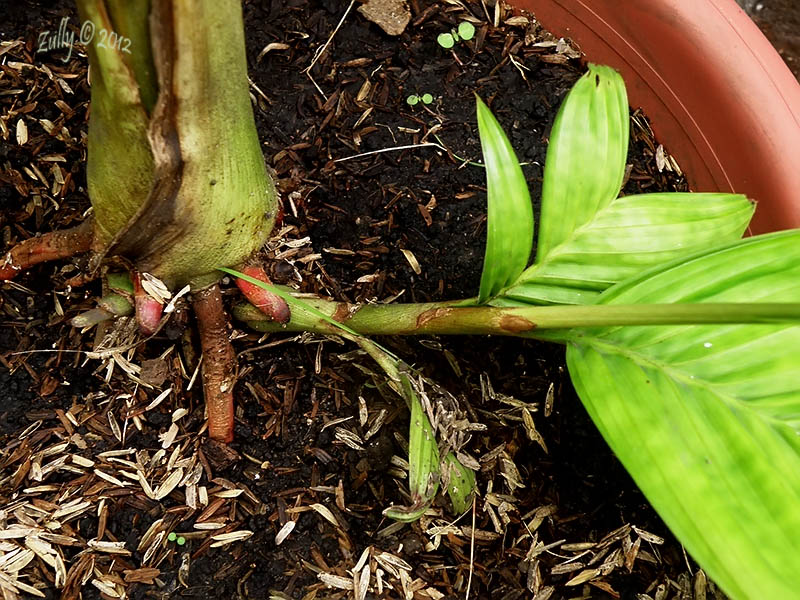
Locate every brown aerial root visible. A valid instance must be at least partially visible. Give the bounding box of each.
[0,220,94,281]
[192,283,237,443]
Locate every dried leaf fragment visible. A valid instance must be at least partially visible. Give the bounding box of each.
[87,539,131,555]
[210,530,253,547]
[275,521,295,546]
[256,42,290,62]
[16,119,27,145]
[318,572,354,590]
[400,249,422,275]
[154,467,184,500]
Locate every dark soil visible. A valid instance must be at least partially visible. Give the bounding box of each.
[1,2,719,600]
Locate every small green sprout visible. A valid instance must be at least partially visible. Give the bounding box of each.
[458,21,475,41]
[406,93,434,106]
[167,532,186,545]
[437,21,476,49]
[437,32,455,49]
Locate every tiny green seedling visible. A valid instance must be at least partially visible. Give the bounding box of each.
[437,21,475,49]
[406,93,434,106]
[168,532,186,546]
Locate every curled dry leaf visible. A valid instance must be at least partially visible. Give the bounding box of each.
[256,42,290,62]
[400,249,422,275]
[87,539,131,555]
[160,423,179,449]
[93,470,128,487]
[213,489,244,499]
[92,578,122,598]
[522,408,548,453]
[632,526,665,545]
[354,562,370,600]
[137,518,164,552]
[142,531,166,565]
[139,273,171,304]
[153,467,184,500]
[565,568,601,586]
[309,503,339,528]
[193,522,226,530]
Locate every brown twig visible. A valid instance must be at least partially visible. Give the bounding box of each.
[192,283,237,443]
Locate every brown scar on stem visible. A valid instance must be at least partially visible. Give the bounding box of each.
[332,302,360,323]
[499,314,536,333]
[416,307,453,329]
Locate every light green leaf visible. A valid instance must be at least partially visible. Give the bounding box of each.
[475,96,534,303]
[562,230,800,599]
[384,373,440,522]
[458,21,476,41]
[443,453,475,514]
[504,192,753,305]
[438,32,455,49]
[536,64,628,264]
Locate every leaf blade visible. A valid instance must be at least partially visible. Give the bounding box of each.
[475,96,534,303]
[506,192,754,304]
[565,230,800,599]
[536,64,628,262]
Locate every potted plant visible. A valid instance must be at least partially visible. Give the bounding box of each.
[3,2,796,597]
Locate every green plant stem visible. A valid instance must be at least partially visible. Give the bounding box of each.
[235,298,800,338]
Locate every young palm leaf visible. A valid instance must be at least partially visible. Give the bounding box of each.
[536,64,628,262]
[383,373,441,522]
[504,64,752,305]
[504,192,754,305]
[553,229,800,600]
[475,96,534,303]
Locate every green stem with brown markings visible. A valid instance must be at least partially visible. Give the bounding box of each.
[234,297,800,338]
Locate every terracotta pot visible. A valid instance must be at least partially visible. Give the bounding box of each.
[516,0,800,234]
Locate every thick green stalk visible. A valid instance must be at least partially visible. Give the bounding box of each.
[77,0,155,247]
[235,298,800,337]
[77,0,277,289]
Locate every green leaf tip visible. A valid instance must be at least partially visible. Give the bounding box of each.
[535,63,629,264]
